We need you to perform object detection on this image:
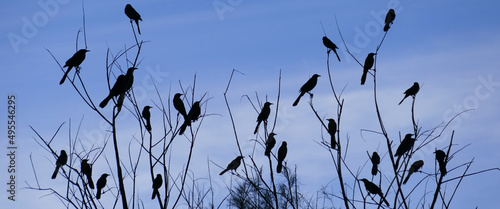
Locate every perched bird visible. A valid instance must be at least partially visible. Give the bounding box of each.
[398,82,420,105]
[327,118,337,149]
[254,102,272,134]
[370,152,380,176]
[51,150,68,179]
[81,159,94,189]
[96,173,109,199]
[361,53,375,85]
[151,174,163,200]
[322,36,341,62]
[435,150,447,176]
[99,67,137,108]
[173,93,187,118]
[360,178,390,206]
[293,74,320,106]
[403,160,424,184]
[125,4,142,34]
[384,9,396,32]
[179,101,201,135]
[276,141,288,173]
[60,49,89,85]
[142,106,152,132]
[395,134,416,157]
[264,133,277,157]
[220,156,244,175]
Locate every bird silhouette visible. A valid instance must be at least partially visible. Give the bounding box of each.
[60,49,89,85]
[322,36,341,62]
[435,150,447,176]
[264,133,277,157]
[173,93,187,118]
[254,102,272,134]
[125,4,142,34]
[142,106,152,132]
[384,9,396,32]
[99,67,137,108]
[395,134,416,166]
[81,159,94,189]
[360,178,390,206]
[220,156,244,175]
[361,53,375,85]
[370,152,380,176]
[96,173,109,199]
[403,160,424,184]
[51,150,67,179]
[276,141,288,173]
[179,101,201,135]
[399,82,420,105]
[293,74,320,106]
[151,174,163,200]
[327,118,337,149]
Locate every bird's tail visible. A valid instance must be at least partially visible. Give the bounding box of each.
[146,120,152,132]
[59,66,73,85]
[264,148,271,157]
[51,165,60,179]
[371,164,378,176]
[292,92,305,106]
[361,70,368,85]
[330,134,337,149]
[96,188,102,199]
[135,20,141,35]
[403,172,412,185]
[439,162,447,176]
[254,120,262,134]
[384,24,391,32]
[381,195,390,206]
[151,189,159,199]
[99,94,113,108]
[179,120,190,135]
[88,176,95,189]
[398,95,408,105]
[334,51,341,62]
[219,168,229,175]
[277,161,283,173]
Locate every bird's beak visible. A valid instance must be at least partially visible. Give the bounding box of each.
[85,49,90,52]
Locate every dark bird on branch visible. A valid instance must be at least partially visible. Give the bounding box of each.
[293,74,320,106]
[399,82,420,105]
[60,49,89,85]
[361,53,375,85]
[254,102,272,134]
[99,67,137,108]
[395,134,416,166]
[435,150,447,176]
[327,118,337,149]
[322,36,341,62]
[220,156,244,175]
[265,132,277,157]
[403,160,424,184]
[360,178,390,206]
[384,9,396,32]
[276,141,288,173]
[173,93,187,118]
[81,159,94,189]
[142,106,152,132]
[179,101,201,135]
[51,150,67,179]
[370,152,380,176]
[96,173,109,199]
[151,174,163,200]
[125,4,142,34]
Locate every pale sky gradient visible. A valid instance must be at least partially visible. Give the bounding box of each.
[1,0,500,208]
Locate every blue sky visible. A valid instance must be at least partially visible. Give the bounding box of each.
[2,0,500,208]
